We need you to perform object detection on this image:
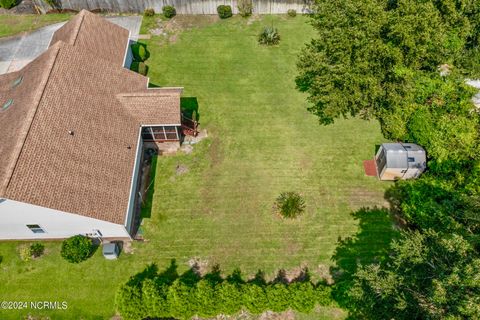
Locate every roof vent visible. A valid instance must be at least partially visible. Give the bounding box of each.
[11,75,23,88]
[1,99,13,112]
[127,145,132,150]
[68,130,74,136]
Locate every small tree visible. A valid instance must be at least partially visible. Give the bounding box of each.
[237,0,253,17]
[275,192,305,218]
[258,26,280,45]
[30,242,45,258]
[130,43,150,62]
[144,8,155,17]
[18,245,31,262]
[287,9,297,17]
[162,5,176,18]
[61,235,94,263]
[217,5,233,19]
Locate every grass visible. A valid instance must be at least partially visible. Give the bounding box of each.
[0,15,393,319]
[0,14,73,38]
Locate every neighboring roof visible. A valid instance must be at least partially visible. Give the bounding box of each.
[49,9,129,66]
[0,11,181,225]
[381,143,426,169]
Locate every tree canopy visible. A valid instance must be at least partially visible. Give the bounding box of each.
[296,0,480,152]
[298,1,480,318]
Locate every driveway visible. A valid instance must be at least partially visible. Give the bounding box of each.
[0,16,142,75]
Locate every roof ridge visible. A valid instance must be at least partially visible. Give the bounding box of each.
[71,11,86,46]
[3,43,63,193]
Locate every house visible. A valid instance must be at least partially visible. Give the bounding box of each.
[0,10,183,240]
[375,143,426,180]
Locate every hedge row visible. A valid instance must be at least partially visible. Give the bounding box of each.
[116,277,333,320]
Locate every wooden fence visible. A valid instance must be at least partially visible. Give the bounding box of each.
[33,0,314,14]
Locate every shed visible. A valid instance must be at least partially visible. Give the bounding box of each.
[375,143,426,180]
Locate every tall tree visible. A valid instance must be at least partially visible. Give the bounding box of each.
[350,230,480,319]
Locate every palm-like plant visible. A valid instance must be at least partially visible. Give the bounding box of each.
[258,26,280,45]
[275,192,305,218]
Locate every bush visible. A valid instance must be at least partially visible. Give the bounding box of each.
[30,242,45,258]
[287,9,297,17]
[0,0,16,9]
[237,0,253,17]
[19,245,31,262]
[275,192,305,218]
[61,235,94,263]
[116,264,335,320]
[131,61,149,76]
[258,26,281,45]
[162,5,176,18]
[144,8,155,17]
[130,42,150,62]
[217,5,233,19]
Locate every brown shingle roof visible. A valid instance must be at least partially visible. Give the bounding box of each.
[0,12,181,224]
[49,10,129,66]
[117,90,182,125]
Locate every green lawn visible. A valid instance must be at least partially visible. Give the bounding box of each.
[0,14,73,38]
[0,15,392,319]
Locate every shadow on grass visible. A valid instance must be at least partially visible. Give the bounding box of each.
[180,97,200,122]
[141,154,158,220]
[127,258,317,289]
[330,207,398,310]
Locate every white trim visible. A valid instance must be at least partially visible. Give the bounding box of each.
[122,31,132,68]
[123,126,142,236]
[140,123,182,127]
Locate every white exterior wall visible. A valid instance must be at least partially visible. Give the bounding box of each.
[0,199,130,240]
[124,128,143,234]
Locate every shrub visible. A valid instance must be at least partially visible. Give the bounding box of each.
[144,8,155,17]
[288,282,316,312]
[162,5,176,18]
[61,235,94,263]
[30,242,45,258]
[131,61,149,76]
[130,43,150,62]
[19,245,31,262]
[0,0,16,9]
[275,191,305,218]
[287,9,297,17]
[258,26,281,45]
[217,5,233,19]
[237,0,253,17]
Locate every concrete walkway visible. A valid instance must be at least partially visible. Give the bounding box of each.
[0,16,142,75]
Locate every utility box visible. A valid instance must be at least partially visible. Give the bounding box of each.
[102,242,120,260]
[375,143,426,180]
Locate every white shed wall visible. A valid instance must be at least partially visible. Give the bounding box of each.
[0,199,130,240]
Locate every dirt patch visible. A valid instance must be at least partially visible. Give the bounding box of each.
[259,310,295,320]
[247,14,261,25]
[176,164,189,175]
[348,187,389,210]
[188,257,209,276]
[165,15,219,32]
[180,144,194,154]
[122,241,134,254]
[150,15,219,43]
[316,264,334,284]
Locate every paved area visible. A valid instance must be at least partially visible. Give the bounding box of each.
[0,16,142,74]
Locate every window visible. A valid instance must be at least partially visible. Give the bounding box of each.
[407,157,415,162]
[27,224,45,234]
[11,75,23,88]
[141,127,154,140]
[1,99,13,112]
